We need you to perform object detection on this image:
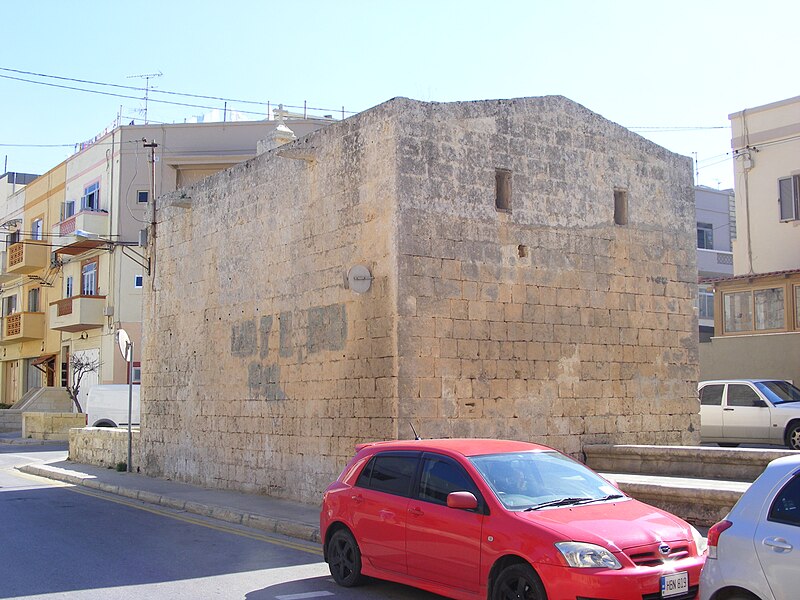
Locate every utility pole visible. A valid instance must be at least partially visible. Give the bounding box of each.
[143,139,158,284]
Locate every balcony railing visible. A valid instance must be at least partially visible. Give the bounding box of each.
[0,312,45,344]
[51,210,110,256]
[48,295,106,332]
[5,241,50,275]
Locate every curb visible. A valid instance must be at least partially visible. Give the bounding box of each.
[0,437,65,446]
[17,464,321,544]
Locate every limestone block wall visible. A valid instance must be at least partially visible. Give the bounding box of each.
[141,103,400,502]
[0,410,22,432]
[22,412,86,440]
[393,97,699,455]
[143,96,700,504]
[70,427,139,468]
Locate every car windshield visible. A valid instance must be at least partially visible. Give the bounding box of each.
[754,381,800,405]
[469,451,624,511]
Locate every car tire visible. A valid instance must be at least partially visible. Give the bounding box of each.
[787,423,800,450]
[491,563,546,600]
[327,528,363,587]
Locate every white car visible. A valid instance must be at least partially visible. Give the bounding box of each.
[699,379,800,450]
[701,454,800,600]
[85,384,140,427]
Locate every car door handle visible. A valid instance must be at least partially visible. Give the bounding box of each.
[350,494,363,504]
[723,408,734,411]
[763,537,793,552]
[408,506,424,517]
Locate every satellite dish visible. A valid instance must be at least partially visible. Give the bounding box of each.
[117,329,132,362]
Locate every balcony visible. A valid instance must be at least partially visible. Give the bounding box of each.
[0,312,45,344]
[697,248,734,279]
[5,241,50,275]
[48,295,106,332]
[52,210,109,256]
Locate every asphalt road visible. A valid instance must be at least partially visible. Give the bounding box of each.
[0,446,445,600]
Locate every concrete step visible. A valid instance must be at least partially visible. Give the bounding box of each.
[585,444,795,482]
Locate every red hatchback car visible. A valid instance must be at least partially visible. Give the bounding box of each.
[321,439,706,600]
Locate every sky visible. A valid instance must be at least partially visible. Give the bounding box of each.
[2,0,798,190]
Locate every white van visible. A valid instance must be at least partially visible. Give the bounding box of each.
[85,384,141,427]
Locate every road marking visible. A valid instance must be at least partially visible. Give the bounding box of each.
[275,592,335,600]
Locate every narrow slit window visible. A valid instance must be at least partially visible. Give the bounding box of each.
[614,189,628,225]
[496,169,512,211]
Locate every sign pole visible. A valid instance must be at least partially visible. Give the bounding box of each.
[117,329,134,474]
[127,340,133,473]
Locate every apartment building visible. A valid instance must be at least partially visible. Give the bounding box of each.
[695,186,734,341]
[1,116,333,407]
[700,95,800,383]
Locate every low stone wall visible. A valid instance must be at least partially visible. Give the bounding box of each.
[0,410,22,432]
[584,444,792,481]
[69,427,140,469]
[22,412,86,440]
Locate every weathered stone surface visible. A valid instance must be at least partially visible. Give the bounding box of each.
[142,96,699,504]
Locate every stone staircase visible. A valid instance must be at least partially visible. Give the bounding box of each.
[0,387,72,433]
[583,444,797,526]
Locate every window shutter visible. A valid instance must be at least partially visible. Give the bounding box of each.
[779,177,797,220]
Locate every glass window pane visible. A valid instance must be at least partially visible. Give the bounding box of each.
[365,454,418,497]
[795,285,800,332]
[418,458,475,505]
[727,384,762,407]
[754,287,784,330]
[779,177,797,221]
[697,223,714,249]
[769,475,800,527]
[700,385,724,406]
[724,291,753,332]
[699,291,714,319]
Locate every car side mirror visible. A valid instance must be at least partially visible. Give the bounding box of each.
[447,491,478,510]
[754,400,767,408]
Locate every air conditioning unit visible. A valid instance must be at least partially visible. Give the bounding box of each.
[50,251,60,268]
[103,306,114,317]
[138,229,148,247]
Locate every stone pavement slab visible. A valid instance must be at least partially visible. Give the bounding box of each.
[17,459,321,544]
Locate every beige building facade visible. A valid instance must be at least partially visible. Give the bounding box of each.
[143,96,699,504]
[699,96,800,383]
[1,116,332,408]
[729,95,800,275]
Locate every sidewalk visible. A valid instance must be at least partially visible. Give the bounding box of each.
[3,433,321,545]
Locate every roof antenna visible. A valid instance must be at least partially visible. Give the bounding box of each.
[410,422,421,441]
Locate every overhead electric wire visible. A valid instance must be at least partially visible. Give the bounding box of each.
[0,73,270,117]
[0,66,358,115]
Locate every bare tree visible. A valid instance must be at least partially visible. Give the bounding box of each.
[66,354,100,413]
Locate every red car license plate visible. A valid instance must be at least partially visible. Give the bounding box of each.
[661,571,688,598]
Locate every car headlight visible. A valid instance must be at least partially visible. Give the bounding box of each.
[690,525,708,555]
[555,541,622,569]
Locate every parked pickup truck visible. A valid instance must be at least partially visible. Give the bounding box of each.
[699,379,800,450]
[85,384,140,428]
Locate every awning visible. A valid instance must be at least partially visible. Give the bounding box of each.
[31,353,57,367]
[31,354,58,375]
[55,239,106,256]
